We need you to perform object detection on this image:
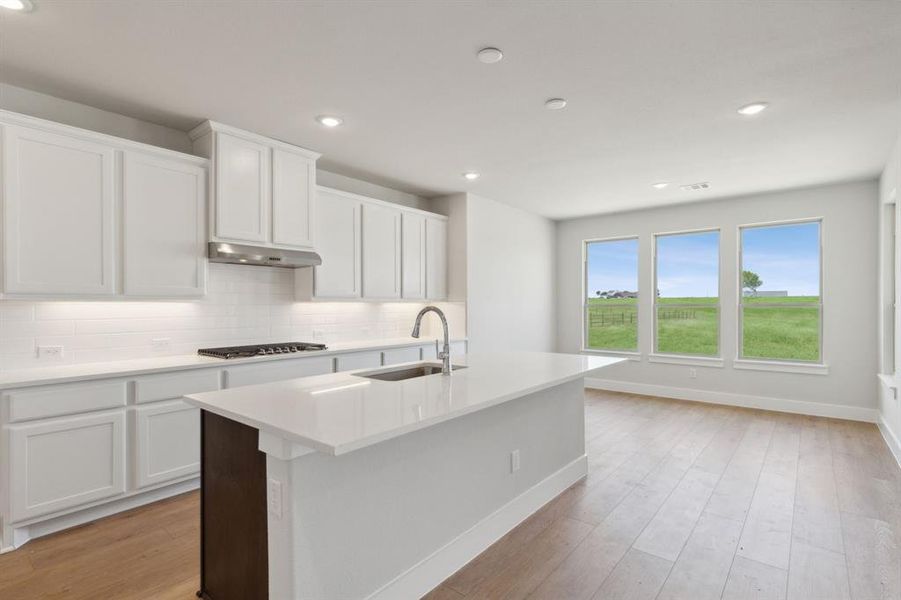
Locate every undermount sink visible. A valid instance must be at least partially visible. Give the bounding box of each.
[354,362,467,382]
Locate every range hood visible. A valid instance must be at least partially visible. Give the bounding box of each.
[208,242,321,268]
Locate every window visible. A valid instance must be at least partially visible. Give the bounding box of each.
[584,237,639,351]
[739,220,821,362]
[654,230,720,356]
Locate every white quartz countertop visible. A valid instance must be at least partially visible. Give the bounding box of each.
[184,352,623,456]
[0,337,466,390]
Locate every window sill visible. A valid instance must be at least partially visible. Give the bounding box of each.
[733,359,829,375]
[581,349,642,361]
[648,354,724,368]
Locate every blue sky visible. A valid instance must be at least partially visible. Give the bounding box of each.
[657,231,719,298]
[586,238,639,295]
[742,222,820,296]
[586,222,819,299]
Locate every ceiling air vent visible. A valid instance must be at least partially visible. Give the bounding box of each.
[680,182,710,192]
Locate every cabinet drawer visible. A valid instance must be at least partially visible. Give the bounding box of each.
[225,356,334,388]
[9,410,126,522]
[134,369,221,404]
[133,400,200,489]
[6,380,127,423]
[382,347,421,366]
[335,351,382,372]
[421,342,466,360]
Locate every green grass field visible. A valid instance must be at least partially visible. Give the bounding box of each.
[587,296,819,360]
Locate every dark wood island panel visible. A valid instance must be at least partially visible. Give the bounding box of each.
[198,410,269,600]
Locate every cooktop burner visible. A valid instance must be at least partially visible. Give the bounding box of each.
[197,342,328,359]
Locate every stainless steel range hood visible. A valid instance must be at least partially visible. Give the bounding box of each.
[208,242,321,268]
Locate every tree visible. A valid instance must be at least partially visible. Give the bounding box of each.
[742,270,762,296]
[596,290,602,297]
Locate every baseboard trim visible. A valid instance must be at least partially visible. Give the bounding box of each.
[367,454,588,600]
[878,414,901,470]
[1,477,198,554]
[585,377,878,423]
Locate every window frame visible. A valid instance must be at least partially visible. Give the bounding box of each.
[581,235,641,356]
[652,227,722,358]
[737,217,824,365]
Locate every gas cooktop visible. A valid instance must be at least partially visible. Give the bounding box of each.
[197,342,328,359]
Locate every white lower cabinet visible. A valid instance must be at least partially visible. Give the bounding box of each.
[9,410,126,522]
[133,400,200,489]
[383,347,421,365]
[335,351,382,371]
[225,356,334,387]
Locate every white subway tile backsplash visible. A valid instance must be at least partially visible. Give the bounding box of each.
[0,263,465,371]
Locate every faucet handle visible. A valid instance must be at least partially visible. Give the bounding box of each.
[435,339,440,358]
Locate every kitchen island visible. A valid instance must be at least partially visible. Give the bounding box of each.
[184,351,622,600]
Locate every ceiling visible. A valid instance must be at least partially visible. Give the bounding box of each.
[1,1,900,219]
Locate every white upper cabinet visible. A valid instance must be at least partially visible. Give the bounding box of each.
[303,186,449,301]
[426,217,448,299]
[272,147,316,249]
[123,150,207,297]
[314,188,362,298]
[401,212,427,299]
[190,121,320,250]
[2,124,116,295]
[213,132,270,243]
[362,203,402,299]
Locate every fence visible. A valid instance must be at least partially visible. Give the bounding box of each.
[589,308,697,328]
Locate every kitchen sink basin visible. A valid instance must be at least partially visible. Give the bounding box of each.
[354,362,466,381]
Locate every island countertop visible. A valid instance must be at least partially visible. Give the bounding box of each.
[184,351,622,456]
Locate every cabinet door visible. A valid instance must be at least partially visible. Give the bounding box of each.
[214,132,270,243]
[9,410,126,522]
[362,203,402,299]
[2,125,115,295]
[335,351,382,372]
[314,190,362,298]
[383,347,421,365]
[426,217,448,299]
[402,212,427,299]
[133,400,200,489]
[225,356,334,387]
[272,147,315,249]
[123,151,207,296]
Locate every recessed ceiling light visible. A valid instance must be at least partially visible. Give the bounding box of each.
[544,98,567,110]
[316,115,343,128]
[651,182,669,189]
[737,102,769,116]
[477,47,504,64]
[462,172,480,181]
[0,0,33,10]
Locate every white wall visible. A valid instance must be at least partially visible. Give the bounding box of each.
[557,180,879,417]
[0,83,193,153]
[0,263,465,371]
[878,131,901,461]
[463,194,556,353]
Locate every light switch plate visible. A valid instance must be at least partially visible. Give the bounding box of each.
[511,449,521,473]
[36,345,64,360]
[268,478,283,519]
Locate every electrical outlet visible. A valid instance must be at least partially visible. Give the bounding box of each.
[312,328,324,340]
[510,449,521,473]
[268,478,283,519]
[689,368,697,379]
[151,337,171,351]
[37,345,64,360]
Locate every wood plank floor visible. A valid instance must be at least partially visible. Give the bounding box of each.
[1,390,899,600]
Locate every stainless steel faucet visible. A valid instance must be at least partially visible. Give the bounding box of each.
[411,306,452,375]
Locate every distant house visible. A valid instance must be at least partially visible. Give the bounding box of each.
[742,290,788,297]
[597,290,637,299]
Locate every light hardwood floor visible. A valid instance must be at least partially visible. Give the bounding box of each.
[1,390,899,600]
